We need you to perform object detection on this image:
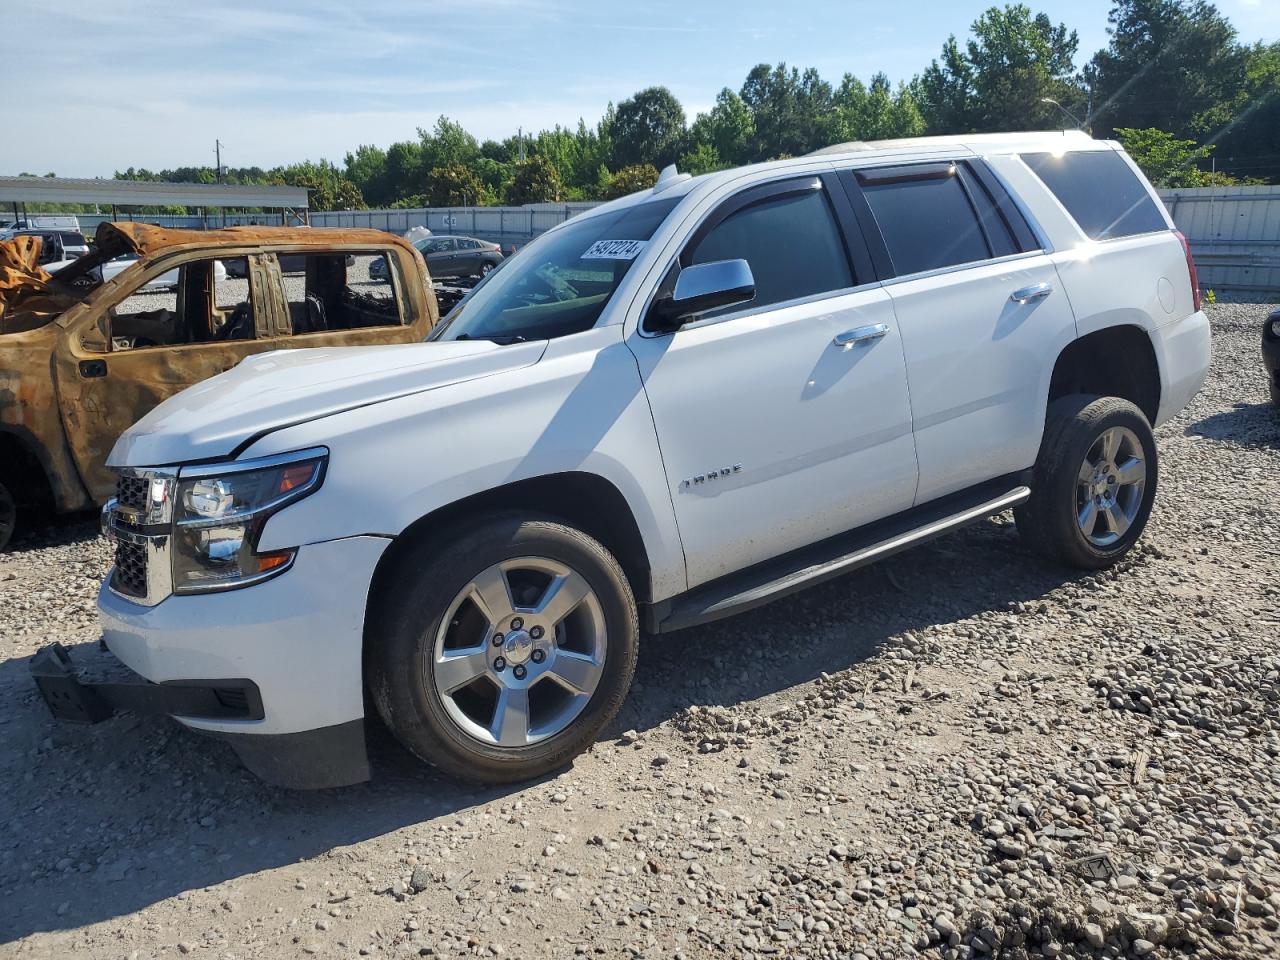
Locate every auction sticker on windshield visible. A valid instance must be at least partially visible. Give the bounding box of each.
[582,240,646,260]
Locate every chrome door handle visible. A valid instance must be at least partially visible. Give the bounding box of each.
[833,322,890,347]
[1010,282,1053,303]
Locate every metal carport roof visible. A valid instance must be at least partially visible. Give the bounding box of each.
[0,176,308,209]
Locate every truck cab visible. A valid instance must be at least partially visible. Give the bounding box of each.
[0,222,438,549]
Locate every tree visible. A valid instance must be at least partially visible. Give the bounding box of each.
[1114,127,1215,186]
[425,163,486,206]
[382,140,425,205]
[688,89,756,166]
[611,87,687,169]
[828,73,926,143]
[917,5,1083,134]
[678,144,727,176]
[275,160,365,211]
[505,155,562,205]
[1085,0,1247,140]
[1209,41,1280,182]
[344,144,392,206]
[604,164,659,200]
[419,117,480,171]
[739,63,834,159]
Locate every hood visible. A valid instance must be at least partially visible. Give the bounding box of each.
[109,338,547,466]
[0,235,80,334]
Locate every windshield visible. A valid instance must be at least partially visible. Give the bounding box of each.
[430,196,680,343]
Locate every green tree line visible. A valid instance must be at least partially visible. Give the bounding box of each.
[81,0,1280,209]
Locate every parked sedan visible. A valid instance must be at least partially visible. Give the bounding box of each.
[1264,307,1280,407]
[370,235,502,281]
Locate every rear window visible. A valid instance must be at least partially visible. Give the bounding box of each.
[859,165,991,276]
[1021,151,1167,240]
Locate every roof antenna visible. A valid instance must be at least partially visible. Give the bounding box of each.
[1040,98,1089,135]
[652,164,691,194]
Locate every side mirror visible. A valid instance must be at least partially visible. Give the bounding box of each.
[651,259,755,329]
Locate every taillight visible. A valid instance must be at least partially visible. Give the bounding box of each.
[1175,230,1200,312]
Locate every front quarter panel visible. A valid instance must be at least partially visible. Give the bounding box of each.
[242,326,688,601]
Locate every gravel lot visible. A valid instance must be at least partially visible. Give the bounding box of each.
[2,303,1278,960]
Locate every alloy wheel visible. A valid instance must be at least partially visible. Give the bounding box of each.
[1075,426,1146,547]
[431,557,606,747]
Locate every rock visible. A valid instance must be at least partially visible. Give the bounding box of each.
[1083,923,1105,948]
[410,864,432,893]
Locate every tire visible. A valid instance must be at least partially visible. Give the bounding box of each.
[0,478,15,552]
[1015,395,1158,569]
[480,261,495,275]
[1270,378,1280,409]
[366,514,638,784]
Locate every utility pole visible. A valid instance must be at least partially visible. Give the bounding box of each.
[215,140,223,181]
[517,127,525,163]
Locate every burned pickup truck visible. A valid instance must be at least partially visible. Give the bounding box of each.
[0,222,439,549]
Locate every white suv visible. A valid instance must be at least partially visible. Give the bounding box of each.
[32,132,1211,788]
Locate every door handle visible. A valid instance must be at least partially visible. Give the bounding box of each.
[1010,282,1053,303]
[833,322,890,347]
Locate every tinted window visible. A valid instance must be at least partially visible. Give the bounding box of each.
[1022,151,1167,240]
[860,167,990,276]
[686,185,853,314]
[963,170,1022,258]
[431,197,680,343]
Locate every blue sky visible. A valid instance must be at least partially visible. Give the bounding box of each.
[3,0,1276,177]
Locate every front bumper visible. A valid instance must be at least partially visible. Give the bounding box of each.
[30,642,263,724]
[31,534,392,788]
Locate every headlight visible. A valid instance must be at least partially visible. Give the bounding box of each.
[172,449,327,594]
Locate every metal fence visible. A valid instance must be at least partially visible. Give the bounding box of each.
[1159,186,1280,301]
[309,203,600,247]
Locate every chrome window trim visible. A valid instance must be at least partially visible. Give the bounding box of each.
[878,249,1047,288]
[639,278,886,338]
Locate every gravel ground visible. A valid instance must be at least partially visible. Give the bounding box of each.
[2,303,1278,960]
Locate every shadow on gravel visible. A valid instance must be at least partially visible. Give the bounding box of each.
[1185,401,1279,448]
[1,516,1082,944]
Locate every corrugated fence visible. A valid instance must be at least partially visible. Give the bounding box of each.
[1158,186,1280,301]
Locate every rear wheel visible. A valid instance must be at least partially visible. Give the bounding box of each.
[367,515,638,784]
[1015,395,1158,569]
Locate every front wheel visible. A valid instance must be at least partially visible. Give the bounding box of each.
[1015,395,1158,569]
[366,515,638,784]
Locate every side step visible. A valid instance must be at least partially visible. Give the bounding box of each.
[652,481,1030,633]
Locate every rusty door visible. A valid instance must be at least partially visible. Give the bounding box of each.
[52,253,282,502]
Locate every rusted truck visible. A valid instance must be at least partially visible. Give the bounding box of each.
[0,222,439,549]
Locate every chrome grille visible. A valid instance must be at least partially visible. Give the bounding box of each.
[112,537,148,598]
[116,475,150,512]
[103,467,178,607]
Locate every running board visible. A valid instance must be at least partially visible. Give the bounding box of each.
[651,482,1030,633]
